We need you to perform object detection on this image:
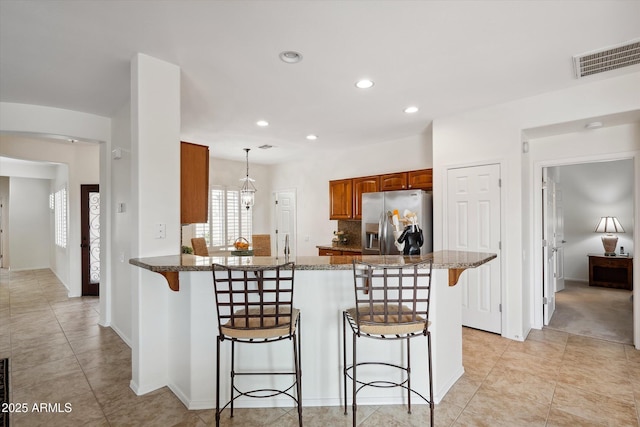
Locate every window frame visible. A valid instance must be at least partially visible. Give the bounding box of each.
[50,187,68,248]
[195,185,252,252]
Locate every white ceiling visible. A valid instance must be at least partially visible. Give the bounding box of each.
[1,0,639,164]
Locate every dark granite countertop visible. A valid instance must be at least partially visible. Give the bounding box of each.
[129,251,496,291]
[316,244,362,253]
[130,250,496,272]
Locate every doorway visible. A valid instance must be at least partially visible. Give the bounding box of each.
[81,184,100,296]
[273,189,296,258]
[540,160,634,343]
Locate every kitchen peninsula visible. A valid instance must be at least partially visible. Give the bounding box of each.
[129,251,496,410]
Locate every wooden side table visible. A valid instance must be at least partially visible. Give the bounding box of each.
[588,254,633,290]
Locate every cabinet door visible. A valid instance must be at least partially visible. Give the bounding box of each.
[319,248,343,256]
[408,169,433,191]
[181,142,209,224]
[329,179,353,219]
[380,172,407,191]
[353,175,379,219]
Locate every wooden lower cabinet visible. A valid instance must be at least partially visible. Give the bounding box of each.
[319,248,344,256]
[588,254,633,290]
[318,248,362,256]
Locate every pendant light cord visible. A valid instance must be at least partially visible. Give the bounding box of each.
[245,148,250,180]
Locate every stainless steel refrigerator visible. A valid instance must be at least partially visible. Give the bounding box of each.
[361,190,432,255]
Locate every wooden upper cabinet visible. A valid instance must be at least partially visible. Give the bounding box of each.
[352,175,379,219]
[407,169,433,191]
[181,141,209,224]
[380,172,408,191]
[329,179,353,220]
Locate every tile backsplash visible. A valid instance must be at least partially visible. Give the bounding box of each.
[336,220,361,247]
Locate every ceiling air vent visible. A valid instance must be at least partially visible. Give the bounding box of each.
[573,39,640,79]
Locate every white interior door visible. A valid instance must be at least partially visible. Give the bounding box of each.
[448,164,502,334]
[274,190,296,257]
[542,168,557,324]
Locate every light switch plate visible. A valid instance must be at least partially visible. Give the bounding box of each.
[155,223,166,239]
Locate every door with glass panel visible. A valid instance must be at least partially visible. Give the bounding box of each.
[81,184,100,296]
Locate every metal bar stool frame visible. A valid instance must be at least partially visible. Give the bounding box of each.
[343,259,434,426]
[212,262,302,426]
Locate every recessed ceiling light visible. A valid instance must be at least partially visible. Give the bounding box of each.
[404,106,419,114]
[279,51,303,64]
[585,121,603,129]
[306,134,318,141]
[355,79,374,89]
[256,120,269,127]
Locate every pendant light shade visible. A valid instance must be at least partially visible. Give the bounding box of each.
[240,148,256,210]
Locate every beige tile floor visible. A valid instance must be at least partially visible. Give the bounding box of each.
[1,268,639,426]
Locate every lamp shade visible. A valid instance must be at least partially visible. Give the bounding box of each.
[594,216,625,233]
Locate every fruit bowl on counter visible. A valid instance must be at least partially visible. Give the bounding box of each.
[232,237,254,256]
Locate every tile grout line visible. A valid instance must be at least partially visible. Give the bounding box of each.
[39,273,113,427]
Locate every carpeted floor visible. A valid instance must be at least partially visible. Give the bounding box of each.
[1,358,8,427]
[546,280,633,344]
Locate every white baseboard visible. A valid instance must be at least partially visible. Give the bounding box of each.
[109,323,132,348]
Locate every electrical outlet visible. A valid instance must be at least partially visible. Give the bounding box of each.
[155,223,166,239]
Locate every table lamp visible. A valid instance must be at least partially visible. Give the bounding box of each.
[594,216,624,256]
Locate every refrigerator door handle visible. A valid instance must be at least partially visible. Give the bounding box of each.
[378,212,384,254]
[382,213,388,255]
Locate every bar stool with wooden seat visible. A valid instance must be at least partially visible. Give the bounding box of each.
[212,262,302,426]
[343,259,434,426]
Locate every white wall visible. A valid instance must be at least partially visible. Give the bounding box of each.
[271,131,433,255]
[552,159,634,281]
[0,157,58,178]
[8,177,51,270]
[0,102,110,143]
[110,102,132,343]
[433,71,640,343]
[129,53,181,395]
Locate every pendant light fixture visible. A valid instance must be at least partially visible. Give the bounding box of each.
[240,148,256,210]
